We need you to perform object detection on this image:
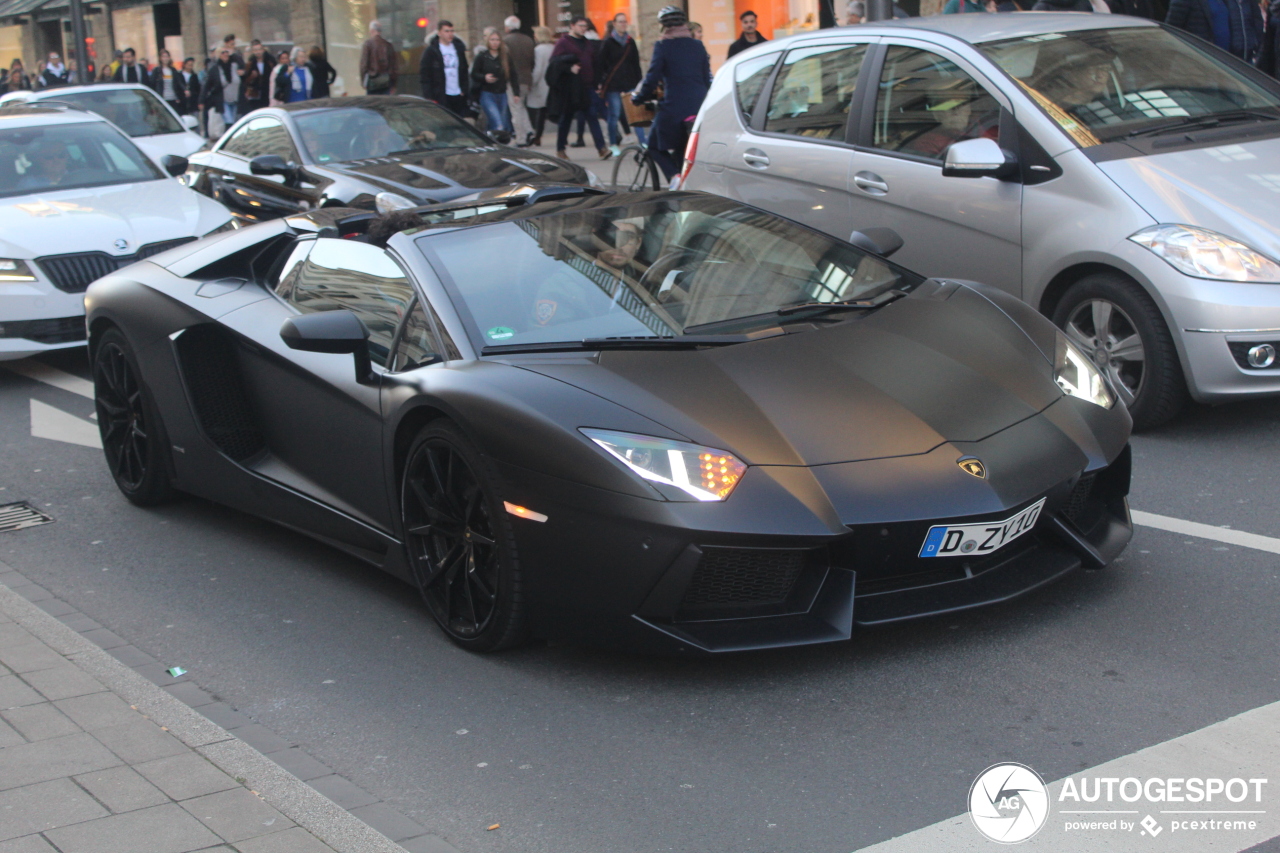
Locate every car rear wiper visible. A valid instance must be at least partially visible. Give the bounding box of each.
[774,288,907,316]
[481,329,784,356]
[1126,110,1280,139]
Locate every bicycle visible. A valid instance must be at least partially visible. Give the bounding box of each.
[610,139,661,191]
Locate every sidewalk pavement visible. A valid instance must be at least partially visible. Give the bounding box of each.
[0,561,446,853]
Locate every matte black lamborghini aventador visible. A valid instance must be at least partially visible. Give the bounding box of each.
[85,188,1133,653]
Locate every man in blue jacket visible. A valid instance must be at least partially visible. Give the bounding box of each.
[632,5,711,182]
[1166,0,1263,62]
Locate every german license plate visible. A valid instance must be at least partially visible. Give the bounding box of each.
[918,498,1046,559]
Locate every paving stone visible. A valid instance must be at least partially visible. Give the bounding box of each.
[198,703,249,730]
[0,625,36,650]
[54,692,140,731]
[0,732,120,792]
[0,834,59,853]
[20,664,103,701]
[7,584,52,603]
[0,640,64,674]
[398,835,464,853]
[306,775,377,809]
[0,778,108,842]
[231,827,338,853]
[44,803,221,853]
[136,753,237,801]
[180,788,294,843]
[349,803,426,843]
[231,724,290,755]
[0,676,43,711]
[106,645,157,668]
[93,719,187,764]
[1,703,79,741]
[55,614,101,633]
[267,748,330,782]
[163,682,215,708]
[34,598,76,618]
[74,765,169,813]
[0,718,23,748]
[79,628,128,650]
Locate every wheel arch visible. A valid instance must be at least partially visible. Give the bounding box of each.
[391,402,454,498]
[1037,262,1145,318]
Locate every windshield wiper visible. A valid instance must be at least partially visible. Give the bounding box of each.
[775,288,907,316]
[481,329,783,356]
[1126,110,1280,139]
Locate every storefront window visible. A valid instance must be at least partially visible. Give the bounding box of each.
[323,0,433,97]
[203,0,297,59]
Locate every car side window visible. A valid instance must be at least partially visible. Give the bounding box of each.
[392,298,460,371]
[763,44,868,140]
[272,240,314,298]
[735,52,781,121]
[873,46,1001,161]
[221,116,298,162]
[287,238,415,369]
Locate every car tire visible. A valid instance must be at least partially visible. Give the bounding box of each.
[1052,272,1187,431]
[92,328,177,506]
[400,421,528,652]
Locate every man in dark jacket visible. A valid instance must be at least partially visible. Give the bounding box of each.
[1166,0,1263,61]
[726,11,768,59]
[598,13,643,151]
[360,19,398,94]
[550,16,607,160]
[420,22,470,118]
[238,40,274,114]
[634,6,711,181]
[112,48,145,84]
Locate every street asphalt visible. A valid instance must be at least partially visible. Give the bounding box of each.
[2,347,1279,853]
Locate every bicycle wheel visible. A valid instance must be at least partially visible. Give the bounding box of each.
[610,144,659,191]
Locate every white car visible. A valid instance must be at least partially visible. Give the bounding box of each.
[0,83,206,164]
[0,103,233,360]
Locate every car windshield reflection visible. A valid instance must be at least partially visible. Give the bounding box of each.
[417,195,923,349]
[293,102,491,164]
[45,89,184,137]
[0,123,163,198]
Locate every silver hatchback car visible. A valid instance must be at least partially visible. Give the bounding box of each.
[683,14,1280,429]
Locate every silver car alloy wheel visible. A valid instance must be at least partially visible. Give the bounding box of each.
[1063,298,1146,408]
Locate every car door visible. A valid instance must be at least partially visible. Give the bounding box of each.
[218,237,418,533]
[205,115,316,222]
[847,42,1023,295]
[723,40,875,239]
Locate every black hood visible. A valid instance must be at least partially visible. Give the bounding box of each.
[514,286,1064,466]
[323,146,586,200]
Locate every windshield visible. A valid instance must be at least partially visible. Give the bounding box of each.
[418,196,922,348]
[293,102,491,164]
[0,122,163,198]
[45,89,184,137]
[979,27,1280,146]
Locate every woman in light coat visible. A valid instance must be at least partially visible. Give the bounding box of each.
[525,26,554,148]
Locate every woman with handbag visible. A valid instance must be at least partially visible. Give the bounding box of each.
[471,29,519,141]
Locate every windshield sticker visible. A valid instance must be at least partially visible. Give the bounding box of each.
[486,326,515,340]
[535,300,557,325]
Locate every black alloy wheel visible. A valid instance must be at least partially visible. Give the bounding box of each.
[1052,272,1187,431]
[92,328,175,505]
[401,422,527,651]
[611,144,660,191]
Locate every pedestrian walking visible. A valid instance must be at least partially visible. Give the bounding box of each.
[238,41,274,113]
[420,21,470,117]
[525,26,554,147]
[277,47,315,103]
[1165,0,1263,61]
[178,58,201,115]
[222,34,244,66]
[41,52,69,88]
[113,48,145,84]
[269,51,291,106]
[504,16,536,146]
[632,5,711,181]
[688,21,704,39]
[360,19,398,94]
[549,15,608,160]
[0,59,31,95]
[598,12,643,154]
[150,49,182,114]
[202,46,242,133]
[308,46,337,99]
[475,27,498,59]
[472,29,518,141]
[726,11,768,59]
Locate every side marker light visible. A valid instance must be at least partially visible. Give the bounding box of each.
[504,501,548,523]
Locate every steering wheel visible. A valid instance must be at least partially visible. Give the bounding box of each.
[636,248,702,301]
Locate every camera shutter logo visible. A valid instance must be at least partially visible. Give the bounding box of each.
[969,763,1050,843]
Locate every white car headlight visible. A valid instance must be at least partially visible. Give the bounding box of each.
[1055,333,1115,409]
[580,428,747,501]
[0,259,37,281]
[375,191,420,215]
[1130,224,1280,283]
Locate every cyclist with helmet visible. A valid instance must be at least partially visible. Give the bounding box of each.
[632,5,712,182]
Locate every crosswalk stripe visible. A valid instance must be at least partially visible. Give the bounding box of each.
[1132,510,1280,556]
[4,359,94,399]
[29,398,101,449]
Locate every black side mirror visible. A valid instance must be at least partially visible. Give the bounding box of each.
[161,154,188,177]
[848,227,904,259]
[280,311,374,384]
[250,154,299,183]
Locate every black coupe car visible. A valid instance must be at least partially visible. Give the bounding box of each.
[85,188,1132,654]
[184,97,592,223]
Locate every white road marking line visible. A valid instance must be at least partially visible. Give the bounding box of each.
[5,359,94,399]
[1133,510,1280,555]
[30,399,101,449]
[854,698,1280,852]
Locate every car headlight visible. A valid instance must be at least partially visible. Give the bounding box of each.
[1055,332,1114,409]
[0,259,37,281]
[375,191,420,215]
[202,219,238,237]
[580,428,747,501]
[1130,224,1280,283]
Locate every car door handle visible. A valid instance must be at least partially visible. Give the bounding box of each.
[853,172,888,195]
[742,149,770,169]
